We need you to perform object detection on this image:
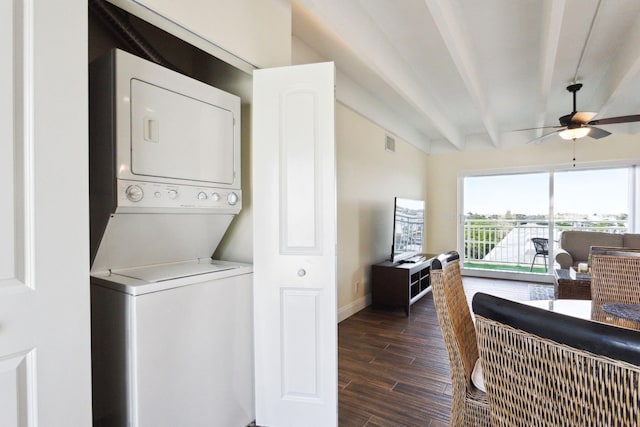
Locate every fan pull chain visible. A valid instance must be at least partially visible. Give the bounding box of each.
[573,139,577,167]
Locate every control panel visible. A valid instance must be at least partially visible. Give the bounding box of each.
[117,180,241,211]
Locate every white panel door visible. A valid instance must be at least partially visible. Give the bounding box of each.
[253,62,337,427]
[0,0,92,425]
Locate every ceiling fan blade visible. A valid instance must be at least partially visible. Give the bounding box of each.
[588,114,640,125]
[527,129,561,144]
[587,126,611,139]
[512,125,564,132]
[571,111,597,124]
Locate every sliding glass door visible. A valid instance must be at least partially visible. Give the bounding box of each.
[463,172,550,273]
[462,166,633,275]
[554,168,630,236]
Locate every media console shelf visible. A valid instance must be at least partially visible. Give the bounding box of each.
[371,254,437,316]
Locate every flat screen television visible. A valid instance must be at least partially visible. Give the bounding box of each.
[391,197,425,263]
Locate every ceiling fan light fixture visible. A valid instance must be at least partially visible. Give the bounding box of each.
[559,126,590,140]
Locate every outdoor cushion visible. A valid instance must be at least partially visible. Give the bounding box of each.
[561,231,623,263]
[623,233,640,249]
[471,358,485,392]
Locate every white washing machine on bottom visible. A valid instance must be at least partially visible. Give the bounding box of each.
[90,259,254,427]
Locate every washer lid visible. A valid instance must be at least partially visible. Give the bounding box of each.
[90,213,234,274]
[111,259,237,283]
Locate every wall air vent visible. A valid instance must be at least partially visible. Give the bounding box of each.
[385,135,395,152]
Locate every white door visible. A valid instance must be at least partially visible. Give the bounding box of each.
[253,62,337,427]
[0,0,92,425]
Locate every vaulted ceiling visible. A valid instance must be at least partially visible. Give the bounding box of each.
[292,0,640,153]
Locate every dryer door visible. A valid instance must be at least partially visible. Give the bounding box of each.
[130,79,235,185]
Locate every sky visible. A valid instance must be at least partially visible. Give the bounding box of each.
[464,168,629,216]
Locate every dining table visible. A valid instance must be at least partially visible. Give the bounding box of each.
[522,299,640,331]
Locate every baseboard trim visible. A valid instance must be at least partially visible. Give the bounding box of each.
[338,294,371,323]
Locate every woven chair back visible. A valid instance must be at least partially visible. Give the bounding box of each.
[473,292,640,427]
[476,315,640,426]
[590,247,640,305]
[431,251,489,427]
[431,255,477,386]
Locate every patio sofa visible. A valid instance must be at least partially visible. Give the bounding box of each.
[555,230,640,269]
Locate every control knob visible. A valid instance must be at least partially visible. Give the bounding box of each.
[167,189,178,200]
[125,185,144,202]
[227,192,239,206]
[197,191,207,200]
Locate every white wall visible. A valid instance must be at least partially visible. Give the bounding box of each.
[427,135,640,255]
[109,0,291,69]
[336,104,429,320]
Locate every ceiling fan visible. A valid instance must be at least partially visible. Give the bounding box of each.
[519,83,640,143]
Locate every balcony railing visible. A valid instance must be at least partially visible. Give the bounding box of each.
[463,218,628,272]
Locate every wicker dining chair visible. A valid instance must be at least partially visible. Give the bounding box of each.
[588,246,640,329]
[431,251,490,427]
[472,292,640,427]
[590,246,640,304]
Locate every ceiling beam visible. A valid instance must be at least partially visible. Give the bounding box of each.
[535,0,565,138]
[591,11,640,119]
[296,0,465,150]
[424,0,500,147]
[292,9,433,153]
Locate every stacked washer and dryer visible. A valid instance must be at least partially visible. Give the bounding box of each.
[89,49,253,426]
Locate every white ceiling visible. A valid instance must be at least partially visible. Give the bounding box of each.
[292,0,640,153]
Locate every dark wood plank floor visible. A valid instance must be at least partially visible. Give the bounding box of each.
[338,276,551,426]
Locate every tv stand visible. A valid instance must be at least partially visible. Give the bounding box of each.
[398,255,426,264]
[371,254,437,316]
